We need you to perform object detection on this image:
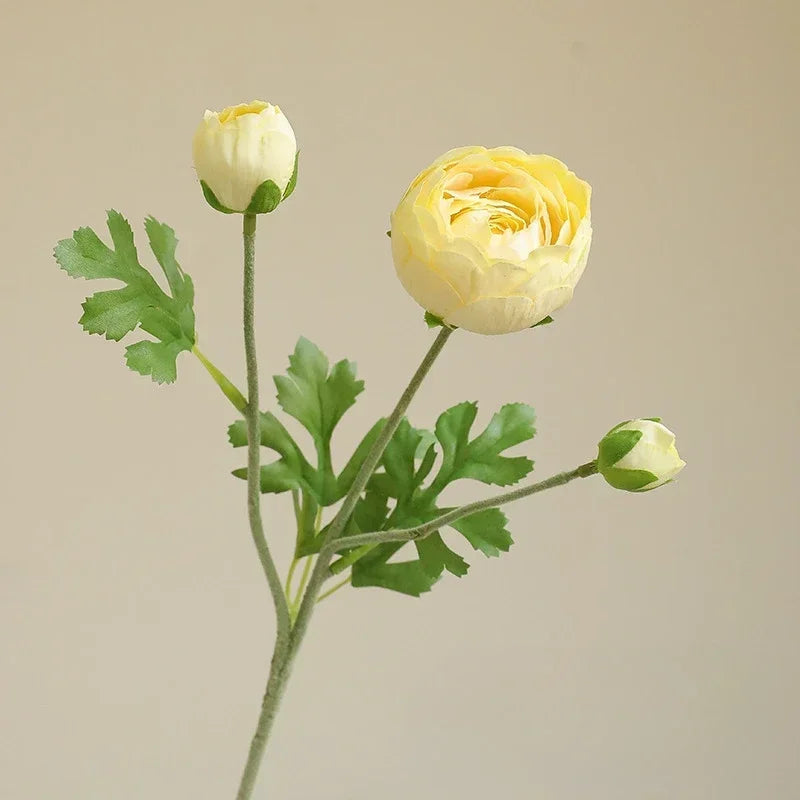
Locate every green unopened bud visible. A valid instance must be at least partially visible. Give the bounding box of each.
[597,418,685,492]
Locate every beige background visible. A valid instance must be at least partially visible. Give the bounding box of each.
[2,0,798,797]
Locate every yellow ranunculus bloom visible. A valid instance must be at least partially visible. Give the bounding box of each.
[192,101,297,214]
[390,146,592,334]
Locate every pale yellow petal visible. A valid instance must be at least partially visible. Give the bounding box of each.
[445,295,536,334]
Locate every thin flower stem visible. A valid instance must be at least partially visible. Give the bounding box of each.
[316,574,351,604]
[327,461,599,572]
[284,556,301,603]
[291,556,315,617]
[235,213,292,800]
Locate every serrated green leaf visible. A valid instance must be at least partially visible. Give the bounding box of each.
[144,216,192,303]
[429,401,535,491]
[342,400,534,596]
[380,419,424,502]
[353,486,390,533]
[79,285,151,341]
[415,532,470,578]
[228,412,310,473]
[125,339,186,384]
[233,462,307,494]
[414,443,437,488]
[228,411,320,498]
[274,337,364,445]
[54,211,196,383]
[229,339,367,514]
[451,508,513,557]
[335,418,386,501]
[351,551,438,596]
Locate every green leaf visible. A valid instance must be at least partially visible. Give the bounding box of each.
[380,419,426,502]
[415,532,469,578]
[228,339,367,512]
[335,418,386,501]
[351,546,439,597]
[353,486,390,533]
[342,400,534,596]
[233,462,306,494]
[530,315,554,328]
[430,402,536,490]
[451,508,513,557]
[274,337,364,447]
[228,411,320,498]
[54,211,196,384]
[228,412,310,474]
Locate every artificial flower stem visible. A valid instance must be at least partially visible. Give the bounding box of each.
[192,344,248,413]
[284,556,300,605]
[235,213,293,800]
[235,327,454,798]
[327,461,599,572]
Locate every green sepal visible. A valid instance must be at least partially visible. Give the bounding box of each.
[530,315,554,328]
[246,179,282,214]
[200,181,237,214]
[424,311,446,328]
[597,429,642,470]
[600,466,660,492]
[283,152,299,200]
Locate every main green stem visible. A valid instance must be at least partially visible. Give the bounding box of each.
[236,214,292,800]
[235,326,454,797]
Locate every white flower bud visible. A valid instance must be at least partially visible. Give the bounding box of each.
[597,418,685,492]
[192,101,298,214]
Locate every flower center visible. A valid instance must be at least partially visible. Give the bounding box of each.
[441,164,568,258]
[217,101,271,124]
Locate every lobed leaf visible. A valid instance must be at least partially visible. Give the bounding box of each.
[54,211,196,384]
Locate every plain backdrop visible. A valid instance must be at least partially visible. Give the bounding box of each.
[1,0,798,798]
